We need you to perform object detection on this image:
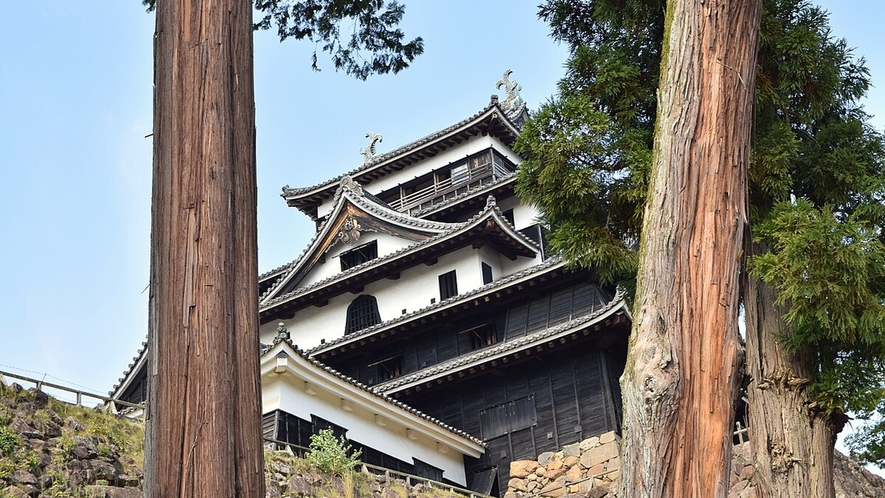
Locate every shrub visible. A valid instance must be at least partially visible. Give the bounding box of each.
[0,426,20,456]
[305,428,362,476]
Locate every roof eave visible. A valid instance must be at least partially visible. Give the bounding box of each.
[282,105,520,213]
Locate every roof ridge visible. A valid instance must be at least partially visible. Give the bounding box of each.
[304,256,563,354]
[374,287,628,392]
[281,102,511,200]
[263,331,485,447]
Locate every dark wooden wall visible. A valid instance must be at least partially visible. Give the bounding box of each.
[333,281,614,386]
[399,345,624,494]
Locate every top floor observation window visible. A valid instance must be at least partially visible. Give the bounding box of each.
[377,148,517,213]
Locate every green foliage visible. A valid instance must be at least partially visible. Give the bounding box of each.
[0,426,20,456]
[523,0,885,459]
[751,200,885,413]
[142,0,423,80]
[305,428,362,476]
[515,1,661,286]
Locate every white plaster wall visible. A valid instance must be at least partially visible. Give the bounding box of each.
[493,195,542,232]
[262,375,469,485]
[260,240,545,349]
[298,233,427,291]
[499,251,544,278]
[260,293,352,349]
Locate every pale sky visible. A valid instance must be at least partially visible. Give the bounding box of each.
[0,0,882,440]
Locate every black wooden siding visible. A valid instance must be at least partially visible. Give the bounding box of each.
[263,409,443,482]
[334,282,613,387]
[118,368,147,405]
[399,346,624,494]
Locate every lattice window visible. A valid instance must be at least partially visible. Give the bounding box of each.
[345,295,381,334]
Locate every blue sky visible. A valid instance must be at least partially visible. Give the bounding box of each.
[0,0,882,417]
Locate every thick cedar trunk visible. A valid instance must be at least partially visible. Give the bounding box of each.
[619,1,760,496]
[744,241,842,498]
[145,1,264,497]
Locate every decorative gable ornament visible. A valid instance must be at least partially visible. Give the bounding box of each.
[340,175,365,195]
[338,216,362,245]
[275,322,290,342]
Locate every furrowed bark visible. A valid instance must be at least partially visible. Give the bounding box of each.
[145,1,264,496]
[619,1,761,496]
[744,241,843,498]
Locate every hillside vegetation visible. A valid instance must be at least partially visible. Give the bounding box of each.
[0,383,475,498]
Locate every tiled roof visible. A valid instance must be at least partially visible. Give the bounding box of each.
[260,194,540,311]
[264,334,485,447]
[109,339,147,397]
[258,179,465,304]
[280,101,516,201]
[374,287,629,393]
[305,255,564,356]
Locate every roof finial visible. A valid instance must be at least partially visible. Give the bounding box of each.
[360,132,383,164]
[495,70,524,115]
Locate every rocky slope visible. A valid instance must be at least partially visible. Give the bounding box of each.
[3,382,885,497]
[0,383,475,497]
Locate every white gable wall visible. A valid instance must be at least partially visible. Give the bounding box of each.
[262,373,471,485]
[298,232,421,290]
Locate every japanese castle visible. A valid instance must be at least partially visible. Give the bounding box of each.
[112,72,631,495]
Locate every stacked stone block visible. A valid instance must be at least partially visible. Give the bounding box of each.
[505,431,621,498]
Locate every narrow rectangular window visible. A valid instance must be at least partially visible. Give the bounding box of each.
[451,163,469,184]
[470,323,498,350]
[481,262,493,285]
[340,240,378,271]
[438,270,458,300]
[372,354,403,381]
[502,209,515,226]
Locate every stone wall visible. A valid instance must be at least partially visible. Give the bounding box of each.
[505,431,620,498]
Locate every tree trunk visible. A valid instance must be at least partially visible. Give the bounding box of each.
[619,1,760,496]
[145,1,264,496]
[744,241,844,498]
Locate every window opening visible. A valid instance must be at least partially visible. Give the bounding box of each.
[502,209,515,226]
[340,240,378,271]
[481,262,493,285]
[370,354,404,381]
[438,270,458,300]
[451,163,469,184]
[471,323,498,350]
[345,295,381,334]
